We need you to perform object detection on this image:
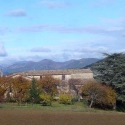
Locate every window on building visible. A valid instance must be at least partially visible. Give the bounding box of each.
[40,75,42,79]
[62,75,65,80]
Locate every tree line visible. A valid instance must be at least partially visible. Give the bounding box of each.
[0,75,59,105]
[0,73,117,110]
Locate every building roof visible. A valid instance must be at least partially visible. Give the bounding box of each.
[13,69,92,76]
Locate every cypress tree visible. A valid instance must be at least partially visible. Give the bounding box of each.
[29,78,41,104]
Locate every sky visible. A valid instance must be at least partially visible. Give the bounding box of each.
[0,0,125,65]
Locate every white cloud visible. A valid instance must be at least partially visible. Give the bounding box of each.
[100,17,125,26]
[0,26,9,34]
[17,24,125,37]
[17,25,48,32]
[0,44,7,57]
[4,9,27,17]
[90,0,117,7]
[40,0,72,8]
[31,47,51,52]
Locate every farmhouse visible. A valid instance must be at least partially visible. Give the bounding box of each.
[0,69,94,101]
[11,69,93,81]
[8,69,94,96]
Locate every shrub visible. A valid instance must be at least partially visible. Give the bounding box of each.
[71,96,78,104]
[59,94,72,105]
[40,94,52,106]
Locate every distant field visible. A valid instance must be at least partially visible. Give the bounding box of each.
[0,108,125,125]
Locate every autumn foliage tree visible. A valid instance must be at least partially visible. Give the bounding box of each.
[81,81,116,109]
[0,87,5,102]
[38,75,60,96]
[0,76,12,102]
[12,76,30,105]
[104,86,117,109]
[68,78,82,95]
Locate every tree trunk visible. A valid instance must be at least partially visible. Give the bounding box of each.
[113,103,116,110]
[78,94,80,102]
[89,100,94,108]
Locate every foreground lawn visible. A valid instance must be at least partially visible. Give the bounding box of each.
[0,101,89,112]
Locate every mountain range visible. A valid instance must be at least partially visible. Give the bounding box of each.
[1,58,100,75]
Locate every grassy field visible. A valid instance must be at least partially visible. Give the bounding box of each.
[0,102,125,125]
[0,101,90,112]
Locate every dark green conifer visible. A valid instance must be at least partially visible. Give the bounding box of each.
[29,78,41,104]
[90,53,125,107]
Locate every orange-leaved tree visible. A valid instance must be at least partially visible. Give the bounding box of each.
[102,86,116,109]
[12,76,31,105]
[0,86,5,102]
[81,81,116,108]
[0,76,12,102]
[38,75,60,96]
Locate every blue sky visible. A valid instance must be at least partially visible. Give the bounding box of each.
[0,0,125,65]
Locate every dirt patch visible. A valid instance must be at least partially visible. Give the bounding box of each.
[0,109,125,125]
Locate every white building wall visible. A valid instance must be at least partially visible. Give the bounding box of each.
[28,75,40,79]
[52,73,93,81]
[32,73,93,80]
[52,75,62,80]
[52,75,71,80]
[71,73,93,79]
[65,75,71,80]
[33,76,40,79]
[12,74,21,78]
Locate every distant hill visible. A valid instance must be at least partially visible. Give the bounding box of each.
[2,58,100,75]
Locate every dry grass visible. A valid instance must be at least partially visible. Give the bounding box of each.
[0,108,125,125]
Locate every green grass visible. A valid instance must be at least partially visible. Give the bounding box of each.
[0,101,88,111]
[0,101,116,113]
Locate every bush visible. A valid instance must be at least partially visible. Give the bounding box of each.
[59,94,72,105]
[40,94,52,106]
[71,96,78,104]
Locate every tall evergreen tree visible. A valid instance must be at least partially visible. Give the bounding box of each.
[29,78,41,104]
[90,53,125,106]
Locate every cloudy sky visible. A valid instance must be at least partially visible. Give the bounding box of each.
[0,0,125,65]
